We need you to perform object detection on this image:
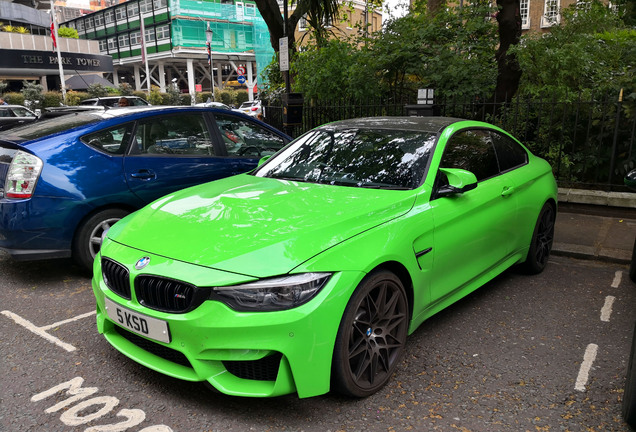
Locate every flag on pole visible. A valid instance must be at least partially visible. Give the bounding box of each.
[50,11,57,51]
[206,41,211,67]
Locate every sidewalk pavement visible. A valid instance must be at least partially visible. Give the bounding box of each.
[553,188,636,265]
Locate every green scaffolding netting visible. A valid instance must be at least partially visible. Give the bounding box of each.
[171,0,275,87]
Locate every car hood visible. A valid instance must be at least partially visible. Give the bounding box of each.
[108,174,416,278]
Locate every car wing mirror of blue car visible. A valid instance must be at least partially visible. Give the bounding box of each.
[625,168,636,191]
[437,168,478,197]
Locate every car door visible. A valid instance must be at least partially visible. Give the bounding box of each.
[428,128,520,304]
[123,112,235,204]
[210,112,289,174]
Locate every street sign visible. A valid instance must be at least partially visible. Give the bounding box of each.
[237,66,246,75]
[279,37,289,72]
[237,75,246,84]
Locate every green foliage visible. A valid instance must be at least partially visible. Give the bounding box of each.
[20,81,44,109]
[289,2,498,101]
[0,81,7,95]
[3,92,24,105]
[118,83,134,96]
[292,39,382,101]
[58,27,79,39]
[235,90,249,106]
[164,83,182,105]
[65,91,81,106]
[147,86,163,105]
[178,94,191,105]
[42,91,63,108]
[512,0,634,100]
[75,92,91,103]
[87,83,111,98]
[132,90,148,100]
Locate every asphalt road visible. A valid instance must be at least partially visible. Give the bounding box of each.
[1,253,635,432]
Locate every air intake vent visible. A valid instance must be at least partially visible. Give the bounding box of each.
[223,352,283,381]
[102,258,131,299]
[114,325,191,368]
[135,275,207,313]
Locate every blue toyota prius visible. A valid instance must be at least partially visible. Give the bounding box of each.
[0,106,290,272]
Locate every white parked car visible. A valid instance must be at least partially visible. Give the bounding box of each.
[238,100,262,117]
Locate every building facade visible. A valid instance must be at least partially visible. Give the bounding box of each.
[0,1,113,93]
[61,0,273,100]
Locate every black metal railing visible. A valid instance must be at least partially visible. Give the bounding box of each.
[263,93,635,191]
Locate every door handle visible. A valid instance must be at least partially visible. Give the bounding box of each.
[501,186,515,196]
[130,169,156,180]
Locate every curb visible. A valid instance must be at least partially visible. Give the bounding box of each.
[558,188,636,209]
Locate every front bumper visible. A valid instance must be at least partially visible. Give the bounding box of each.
[92,243,361,398]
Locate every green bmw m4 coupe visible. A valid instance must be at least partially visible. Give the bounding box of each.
[92,117,557,398]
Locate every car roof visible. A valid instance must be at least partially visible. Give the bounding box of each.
[320,116,465,134]
[1,105,34,110]
[84,96,144,101]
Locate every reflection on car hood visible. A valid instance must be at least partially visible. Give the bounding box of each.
[108,174,416,277]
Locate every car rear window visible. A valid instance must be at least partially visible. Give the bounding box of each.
[1,114,101,140]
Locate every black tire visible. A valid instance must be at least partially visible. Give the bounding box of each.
[522,202,556,275]
[624,322,636,429]
[332,270,409,397]
[73,208,129,273]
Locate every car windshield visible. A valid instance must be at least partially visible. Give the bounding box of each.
[255,128,437,189]
[0,113,101,140]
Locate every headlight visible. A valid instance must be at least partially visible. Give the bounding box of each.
[211,273,331,312]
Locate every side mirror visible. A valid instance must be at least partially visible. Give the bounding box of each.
[257,155,271,166]
[625,168,636,191]
[437,168,478,197]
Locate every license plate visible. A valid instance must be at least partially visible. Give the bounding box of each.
[104,297,171,344]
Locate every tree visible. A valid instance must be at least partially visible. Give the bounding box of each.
[287,3,499,101]
[253,0,341,53]
[492,0,522,104]
[87,83,110,98]
[58,27,79,39]
[511,0,634,99]
[20,81,44,110]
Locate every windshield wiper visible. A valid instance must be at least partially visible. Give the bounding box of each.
[360,183,411,190]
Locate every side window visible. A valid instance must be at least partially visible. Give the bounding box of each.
[440,129,499,181]
[213,113,286,157]
[490,131,528,172]
[134,114,215,156]
[81,124,134,155]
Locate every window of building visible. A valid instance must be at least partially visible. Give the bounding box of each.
[85,17,94,30]
[127,2,139,17]
[153,0,167,9]
[99,39,107,52]
[299,15,308,31]
[104,10,114,24]
[115,7,127,20]
[107,37,117,50]
[156,24,170,40]
[542,0,560,26]
[145,27,156,42]
[130,30,142,45]
[140,0,153,13]
[520,0,530,29]
[94,13,104,26]
[118,34,130,48]
[77,20,85,31]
